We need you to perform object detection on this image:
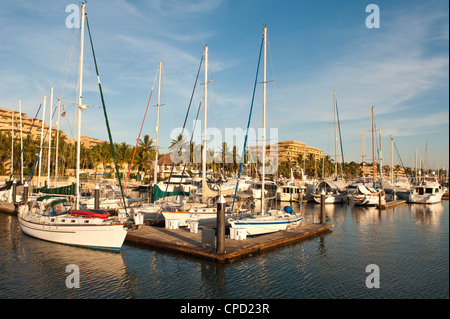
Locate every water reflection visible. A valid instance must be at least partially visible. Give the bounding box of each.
[1,199,448,299]
[411,203,444,225]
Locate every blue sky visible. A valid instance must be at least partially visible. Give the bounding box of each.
[1,0,448,171]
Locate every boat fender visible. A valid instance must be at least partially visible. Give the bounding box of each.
[283,206,294,214]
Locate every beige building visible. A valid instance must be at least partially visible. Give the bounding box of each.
[277,140,325,163]
[0,106,65,141]
[248,140,325,164]
[361,162,407,179]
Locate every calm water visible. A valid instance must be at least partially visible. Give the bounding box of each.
[0,201,448,299]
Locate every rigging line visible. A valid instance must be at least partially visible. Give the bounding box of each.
[393,139,407,175]
[86,14,127,213]
[18,102,42,174]
[335,98,345,173]
[55,27,78,144]
[177,95,204,192]
[27,103,59,184]
[59,27,79,101]
[267,36,279,132]
[162,53,204,201]
[120,66,159,203]
[161,64,176,136]
[232,34,264,212]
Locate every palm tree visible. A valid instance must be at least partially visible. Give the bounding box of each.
[220,142,234,175]
[90,142,113,173]
[139,135,155,158]
[115,142,132,171]
[169,133,188,164]
[138,135,156,177]
[133,148,151,181]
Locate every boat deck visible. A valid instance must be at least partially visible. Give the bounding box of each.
[125,223,334,264]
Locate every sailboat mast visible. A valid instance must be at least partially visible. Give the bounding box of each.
[414,145,417,182]
[361,130,365,184]
[334,90,338,177]
[371,106,376,186]
[76,3,86,210]
[379,128,383,182]
[202,44,208,202]
[47,86,53,187]
[11,112,14,177]
[154,61,162,185]
[389,135,393,183]
[261,25,267,215]
[55,99,61,186]
[19,99,24,183]
[38,96,46,188]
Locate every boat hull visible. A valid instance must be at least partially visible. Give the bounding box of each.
[18,211,127,250]
[161,209,231,226]
[229,215,302,236]
[408,193,444,204]
[352,195,385,206]
[313,193,347,204]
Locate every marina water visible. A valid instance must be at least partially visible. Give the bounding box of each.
[1,201,448,299]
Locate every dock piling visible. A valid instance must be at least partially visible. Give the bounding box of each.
[217,195,226,253]
[94,184,100,209]
[320,189,325,224]
[12,180,17,204]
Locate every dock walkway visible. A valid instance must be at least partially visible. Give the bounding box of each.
[125,223,334,264]
[378,199,407,209]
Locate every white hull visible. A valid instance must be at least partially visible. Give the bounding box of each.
[313,193,347,204]
[352,194,385,206]
[17,206,127,250]
[229,211,302,236]
[407,181,445,204]
[350,184,384,206]
[408,193,444,204]
[119,203,162,222]
[80,197,146,210]
[277,193,300,202]
[161,208,231,226]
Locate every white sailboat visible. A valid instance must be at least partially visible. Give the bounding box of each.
[228,26,302,236]
[313,178,348,204]
[161,44,229,226]
[352,106,386,207]
[351,184,384,206]
[17,3,127,250]
[313,90,348,204]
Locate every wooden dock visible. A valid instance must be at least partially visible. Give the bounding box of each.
[378,199,407,209]
[0,201,16,215]
[125,223,334,264]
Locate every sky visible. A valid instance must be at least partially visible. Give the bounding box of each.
[1,0,448,171]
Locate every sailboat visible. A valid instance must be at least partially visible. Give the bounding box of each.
[313,90,348,204]
[350,107,385,206]
[160,44,230,227]
[228,26,302,236]
[17,3,127,250]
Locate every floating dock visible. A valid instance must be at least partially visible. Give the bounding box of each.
[378,199,407,209]
[125,223,334,264]
[0,201,16,215]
